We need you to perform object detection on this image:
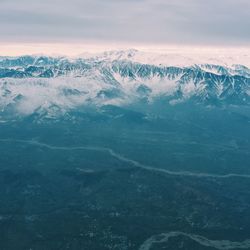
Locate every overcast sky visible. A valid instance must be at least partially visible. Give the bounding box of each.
[0,0,249,54]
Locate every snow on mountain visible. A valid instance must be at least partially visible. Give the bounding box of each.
[0,50,250,120]
[79,48,250,68]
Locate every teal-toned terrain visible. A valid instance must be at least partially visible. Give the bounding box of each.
[0,51,250,250]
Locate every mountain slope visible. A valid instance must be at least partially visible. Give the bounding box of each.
[0,50,250,121]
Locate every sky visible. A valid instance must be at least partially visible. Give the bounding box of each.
[0,0,249,55]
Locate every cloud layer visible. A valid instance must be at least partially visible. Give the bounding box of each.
[0,0,249,46]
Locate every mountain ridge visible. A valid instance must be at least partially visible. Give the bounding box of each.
[0,50,250,121]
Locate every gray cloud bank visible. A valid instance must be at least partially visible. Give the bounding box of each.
[0,0,249,46]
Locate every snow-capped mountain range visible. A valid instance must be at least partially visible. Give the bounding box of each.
[0,49,250,120]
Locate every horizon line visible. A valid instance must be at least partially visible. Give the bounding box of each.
[1,42,250,57]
